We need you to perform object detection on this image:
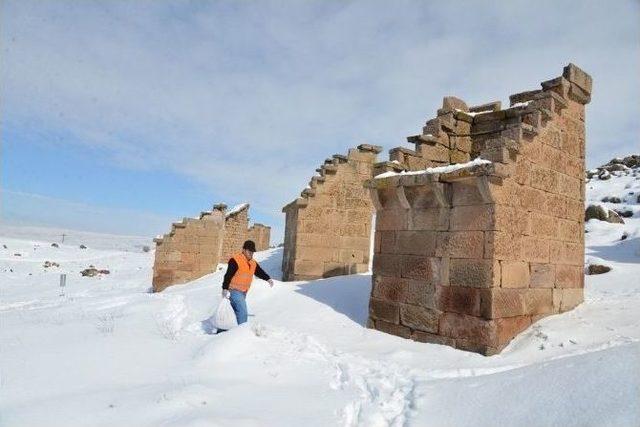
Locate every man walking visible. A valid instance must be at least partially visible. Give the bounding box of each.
[219,240,273,329]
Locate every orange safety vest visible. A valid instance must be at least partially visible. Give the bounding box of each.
[229,253,257,292]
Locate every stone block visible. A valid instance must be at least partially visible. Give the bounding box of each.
[439,312,493,344]
[449,258,500,288]
[369,298,400,323]
[339,249,365,264]
[451,182,485,206]
[400,304,440,333]
[409,208,449,231]
[517,186,547,213]
[484,231,522,261]
[555,264,583,288]
[442,96,468,112]
[531,213,557,239]
[396,231,438,256]
[450,149,470,164]
[557,219,581,243]
[553,288,584,313]
[376,209,409,231]
[437,286,482,316]
[372,254,402,276]
[549,241,583,266]
[450,205,493,231]
[400,256,442,282]
[293,259,325,277]
[411,330,455,346]
[530,165,559,193]
[323,262,347,278]
[563,63,592,94]
[494,316,531,345]
[480,288,526,319]
[375,319,411,339]
[522,237,550,263]
[405,279,437,309]
[296,246,337,262]
[544,193,568,219]
[372,275,408,303]
[530,263,555,288]
[437,231,485,258]
[501,261,530,288]
[417,143,450,163]
[557,173,581,200]
[525,289,553,315]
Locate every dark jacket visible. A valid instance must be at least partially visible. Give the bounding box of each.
[222,257,271,290]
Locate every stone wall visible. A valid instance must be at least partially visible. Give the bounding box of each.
[282,144,383,281]
[152,206,226,292]
[248,224,271,251]
[153,202,271,292]
[366,64,591,355]
[220,204,250,262]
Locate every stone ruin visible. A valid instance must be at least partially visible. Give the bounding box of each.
[152,203,270,292]
[281,145,382,280]
[366,64,591,354]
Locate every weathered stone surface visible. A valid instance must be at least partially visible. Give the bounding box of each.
[480,288,526,319]
[437,231,484,258]
[449,258,500,288]
[587,264,611,275]
[153,206,244,292]
[374,320,411,339]
[369,298,400,323]
[366,64,590,355]
[530,263,555,288]
[400,305,439,333]
[501,261,530,288]
[282,147,379,281]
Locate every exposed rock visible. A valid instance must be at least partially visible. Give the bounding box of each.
[602,164,627,173]
[80,267,99,277]
[13,253,21,257]
[621,232,628,241]
[587,264,611,275]
[614,209,634,218]
[81,267,110,277]
[2,244,7,249]
[142,245,150,253]
[584,205,624,224]
[43,261,60,268]
[51,243,59,248]
[601,196,622,203]
[597,170,611,180]
[79,244,87,249]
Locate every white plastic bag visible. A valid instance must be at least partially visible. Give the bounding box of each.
[214,297,238,330]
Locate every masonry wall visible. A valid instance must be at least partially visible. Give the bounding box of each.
[220,206,250,262]
[367,64,591,355]
[152,208,225,292]
[248,224,271,251]
[153,203,272,292]
[282,144,382,281]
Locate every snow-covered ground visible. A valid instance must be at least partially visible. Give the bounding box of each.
[2,169,640,426]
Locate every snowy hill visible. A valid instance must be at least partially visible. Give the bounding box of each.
[1,163,640,426]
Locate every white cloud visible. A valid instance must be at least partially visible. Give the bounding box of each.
[2,0,639,241]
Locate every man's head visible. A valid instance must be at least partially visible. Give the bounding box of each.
[242,240,256,260]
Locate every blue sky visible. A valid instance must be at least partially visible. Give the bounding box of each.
[2,0,639,242]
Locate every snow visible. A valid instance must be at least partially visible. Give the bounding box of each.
[225,203,249,218]
[1,168,640,426]
[375,158,491,179]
